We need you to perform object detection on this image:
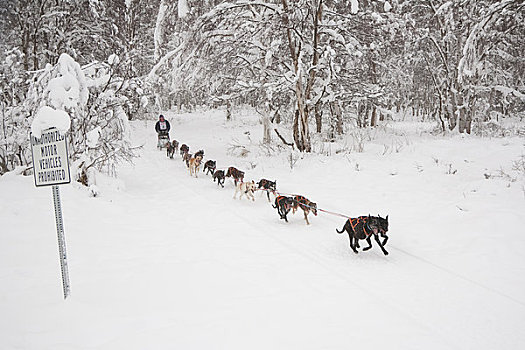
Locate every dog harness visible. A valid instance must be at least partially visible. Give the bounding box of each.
[349,216,374,237]
[276,196,293,210]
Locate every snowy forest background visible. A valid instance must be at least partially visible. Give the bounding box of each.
[0,0,524,181]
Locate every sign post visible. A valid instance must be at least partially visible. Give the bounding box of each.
[30,127,71,299]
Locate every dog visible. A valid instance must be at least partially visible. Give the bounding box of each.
[194,149,204,158]
[233,180,256,201]
[188,155,203,177]
[166,140,179,159]
[180,144,189,157]
[292,195,317,225]
[225,167,244,185]
[203,160,216,175]
[213,170,226,188]
[257,179,277,202]
[273,195,295,222]
[183,152,193,167]
[336,215,389,255]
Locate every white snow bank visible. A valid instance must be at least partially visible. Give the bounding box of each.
[31,105,71,138]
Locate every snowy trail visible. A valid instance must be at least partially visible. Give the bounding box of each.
[115,128,457,350]
[1,112,525,349]
[114,119,524,349]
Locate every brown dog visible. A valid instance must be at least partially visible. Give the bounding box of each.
[292,195,318,225]
[188,155,203,177]
[225,167,244,185]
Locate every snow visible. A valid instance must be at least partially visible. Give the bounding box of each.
[86,126,101,148]
[108,54,120,65]
[178,0,190,18]
[350,0,359,14]
[2,109,525,349]
[46,53,88,110]
[31,105,71,137]
[384,1,392,12]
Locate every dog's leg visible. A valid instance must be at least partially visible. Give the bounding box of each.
[349,234,358,253]
[277,207,283,220]
[363,237,373,251]
[284,208,290,222]
[304,211,310,225]
[374,235,389,255]
[381,234,389,246]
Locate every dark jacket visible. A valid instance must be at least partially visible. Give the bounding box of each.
[155,120,171,134]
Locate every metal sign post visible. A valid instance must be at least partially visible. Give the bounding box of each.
[30,127,72,299]
[52,185,71,299]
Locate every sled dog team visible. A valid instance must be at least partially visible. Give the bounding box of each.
[165,138,390,256]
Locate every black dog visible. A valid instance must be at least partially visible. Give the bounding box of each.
[166,140,179,159]
[180,144,189,157]
[194,149,204,158]
[336,215,389,255]
[273,195,295,222]
[257,179,277,202]
[213,169,225,188]
[203,160,216,175]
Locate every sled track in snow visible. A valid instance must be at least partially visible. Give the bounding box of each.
[387,244,525,308]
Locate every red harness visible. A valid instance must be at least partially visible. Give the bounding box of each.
[349,216,374,237]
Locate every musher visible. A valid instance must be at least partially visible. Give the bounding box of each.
[155,114,171,149]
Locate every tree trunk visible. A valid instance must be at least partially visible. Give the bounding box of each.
[262,115,271,144]
[315,101,322,133]
[371,105,377,127]
[332,101,343,135]
[226,100,231,121]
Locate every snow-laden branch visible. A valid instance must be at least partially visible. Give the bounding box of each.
[458,0,522,84]
[146,44,185,83]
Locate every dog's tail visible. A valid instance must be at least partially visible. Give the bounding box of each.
[272,204,277,209]
[336,226,345,234]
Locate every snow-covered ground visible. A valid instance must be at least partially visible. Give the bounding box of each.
[1,110,525,349]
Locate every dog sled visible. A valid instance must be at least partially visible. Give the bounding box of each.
[157,132,170,149]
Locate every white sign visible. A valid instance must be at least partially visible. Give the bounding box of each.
[30,128,71,187]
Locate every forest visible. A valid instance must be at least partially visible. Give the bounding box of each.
[1,0,524,180]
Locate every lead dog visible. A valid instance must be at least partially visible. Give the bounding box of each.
[336,215,389,255]
[233,180,256,201]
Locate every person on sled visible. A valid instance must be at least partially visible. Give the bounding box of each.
[155,114,171,149]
